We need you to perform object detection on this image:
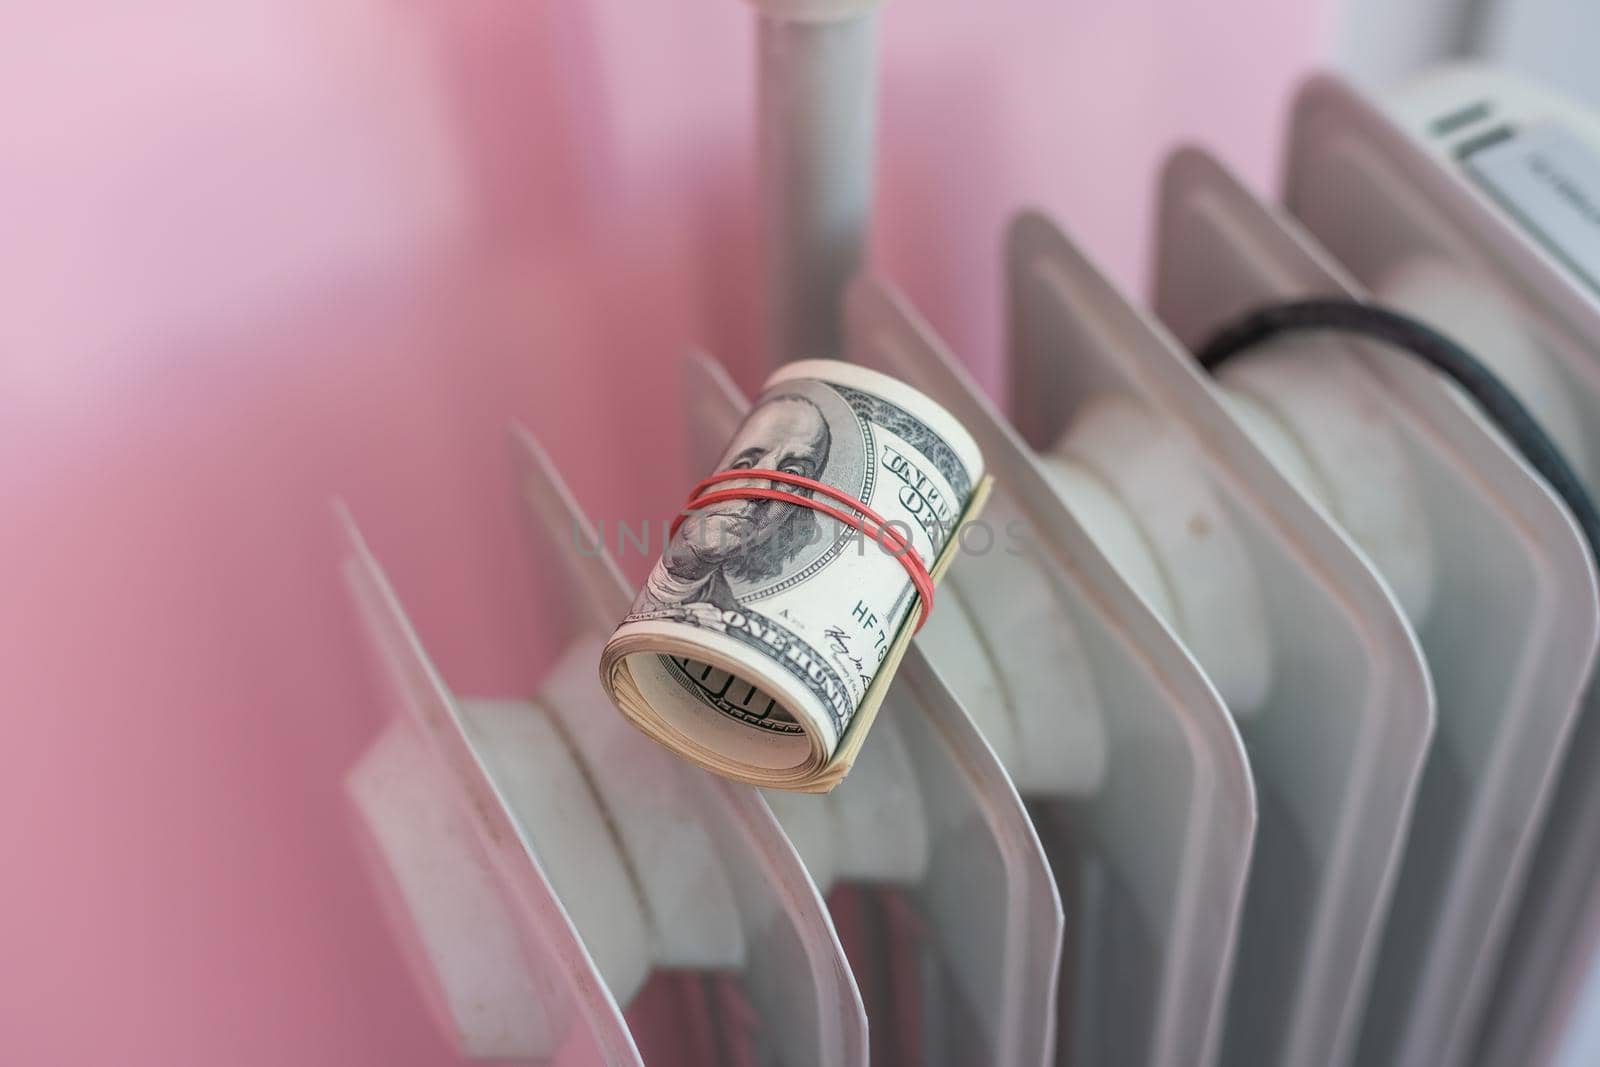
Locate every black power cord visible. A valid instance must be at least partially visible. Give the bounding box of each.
[1196,298,1600,567]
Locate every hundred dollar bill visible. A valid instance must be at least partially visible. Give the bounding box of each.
[599,359,985,790]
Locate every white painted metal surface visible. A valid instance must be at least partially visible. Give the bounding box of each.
[847,276,1257,1067]
[338,434,872,1065]
[1311,68,1600,1067]
[1010,204,1435,1067]
[341,511,645,1066]
[1158,111,1598,1067]
[750,0,882,368]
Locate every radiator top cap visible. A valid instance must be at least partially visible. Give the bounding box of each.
[742,0,885,20]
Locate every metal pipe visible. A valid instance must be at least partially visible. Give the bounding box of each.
[750,0,883,368]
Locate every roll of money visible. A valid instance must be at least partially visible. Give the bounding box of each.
[599,359,985,791]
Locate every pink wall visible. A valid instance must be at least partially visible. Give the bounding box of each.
[0,1,1327,1062]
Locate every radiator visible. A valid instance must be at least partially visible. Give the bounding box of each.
[335,56,1600,1067]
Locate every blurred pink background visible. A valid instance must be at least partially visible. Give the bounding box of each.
[0,1,1327,1062]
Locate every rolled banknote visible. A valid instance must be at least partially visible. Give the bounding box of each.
[599,359,985,790]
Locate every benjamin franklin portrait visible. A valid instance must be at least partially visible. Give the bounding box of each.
[638,392,833,617]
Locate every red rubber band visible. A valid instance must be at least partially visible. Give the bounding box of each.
[681,469,927,581]
[678,469,913,553]
[669,468,937,632]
